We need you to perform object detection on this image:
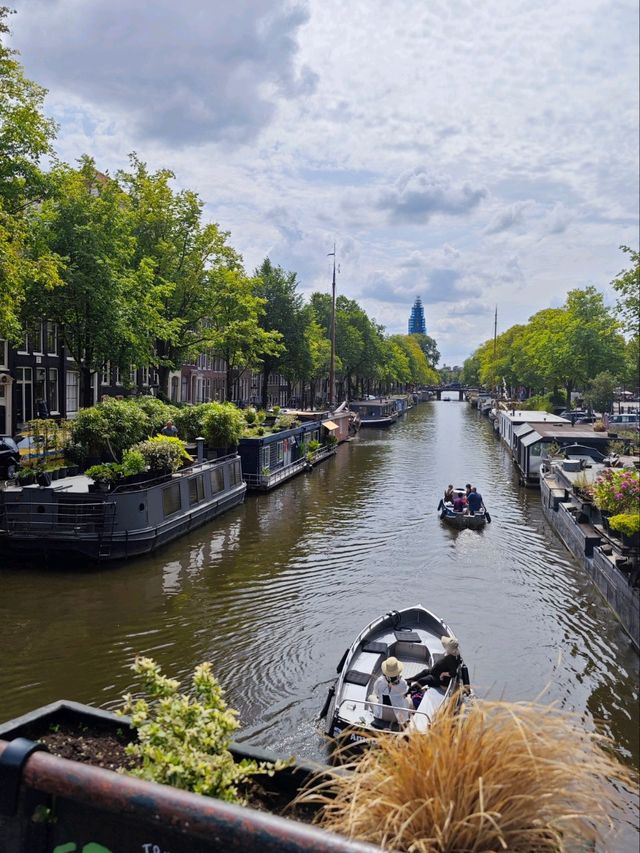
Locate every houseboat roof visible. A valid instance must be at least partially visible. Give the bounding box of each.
[500,410,569,424]
[513,423,536,438]
[521,423,614,442]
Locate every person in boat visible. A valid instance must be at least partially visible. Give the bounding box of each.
[369,657,411,727]
[452,491,467,513]
[444,484,455,503]
[406,636,461,692]
[467,486,484,515]
[161,420,178,437]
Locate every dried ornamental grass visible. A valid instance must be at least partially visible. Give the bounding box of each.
[302,697,637,852]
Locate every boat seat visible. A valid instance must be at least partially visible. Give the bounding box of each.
[363,641,388,655]
[344,669,372,686]
[395,641,429,661]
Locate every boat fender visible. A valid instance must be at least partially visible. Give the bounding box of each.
[336,647,349,673]
[460,663,471,692]
[437,498,444,512]
[319,684,335,720]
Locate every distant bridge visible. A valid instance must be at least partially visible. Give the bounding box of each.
[423,385,480,401]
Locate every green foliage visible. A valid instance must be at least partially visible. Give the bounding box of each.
[71,397,151,459]
[592,468,640,513]
[85,462,121,484]
[133,436,191,473]
[120,657,284,802]
[325,433,338,449]
[518,394,555,413]
[202,402,245,448]
[585,371,617,415]
[611,246,640,337]
[275,414,297,430]
[132,396,179,435]
[609,513,640,538]
[121,449,147,477]
[173,403,210,442]
[244,407,257,425]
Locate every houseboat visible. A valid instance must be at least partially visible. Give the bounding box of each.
[389,394,412,416]
[348,398,398,427]
[0,453,246,561]
[497,409,570,451]
[238,417,336,491]
[513,422,614,485]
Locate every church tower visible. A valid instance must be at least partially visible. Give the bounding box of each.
[408,296,427,335]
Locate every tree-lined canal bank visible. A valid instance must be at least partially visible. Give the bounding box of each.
[1,402,637,844]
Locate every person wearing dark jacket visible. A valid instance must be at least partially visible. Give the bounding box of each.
[406,636,460,690]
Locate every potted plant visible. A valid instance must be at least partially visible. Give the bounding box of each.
[132,436,191,475]
[85,462,122,492]
[608,513,640,550]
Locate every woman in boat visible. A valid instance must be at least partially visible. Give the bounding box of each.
[444,484,455,503]
[369,657,411,727]
[406,636,461,691]
[452,492,467,513]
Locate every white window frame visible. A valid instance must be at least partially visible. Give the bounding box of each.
[0,339,7,369]
[48,367,59,414]
[276,441,284,463]
[100,361,110,386]
[66,370,80,416]
[46,322,58,355]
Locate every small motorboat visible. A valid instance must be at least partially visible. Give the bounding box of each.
[321,605,469,746]
[437,489,490,530]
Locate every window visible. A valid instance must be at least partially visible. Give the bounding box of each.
[46,322,58,354]
[32,323,43,354]
[171,376,179,402]
[113,366,121,385]
[260,446,270,471]
[0,338,7,369]
[100,362,110,385]
[129,365,137,385]
[276,441,284,463]
[48,368,59,413]
[66,371,79,415]
[229,461,242,486]
[189,475,205,505]
[16,367,33,424]
[34,368,46,413]
[18,331,30,354]
[162,483,182,516]
[530,442,542,458]
[210,467,224,494]
[141,367,149,386]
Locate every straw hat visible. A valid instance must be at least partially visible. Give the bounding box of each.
[381,657,404,678]
[441,635,459,655]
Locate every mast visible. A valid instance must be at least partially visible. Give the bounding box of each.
[328,244,336,409]
[493,306,497,357]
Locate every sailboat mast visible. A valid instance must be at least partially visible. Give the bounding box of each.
[328,244,336,409]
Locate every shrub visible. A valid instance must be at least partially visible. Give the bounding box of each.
[119,657,284,802]
[593,420,606,432]
[272,405,281,416]
[518,394,555,413]
[256,427,264,436]
[132,397,179,435]
[71,398,151,459]
[244,407,257,425]
[121,449,147,478]
[133,436,192,474]
[592,468,639,514]
[202,403,245,449]
[325,433,338,449]
[301,697,636,853]
[173,403,211,442]
[85,462,122,484]
[275,414,297,430]
[609,513,640,538]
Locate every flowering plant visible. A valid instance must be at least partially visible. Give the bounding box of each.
[592,468,639,514]
[609,513,640,538]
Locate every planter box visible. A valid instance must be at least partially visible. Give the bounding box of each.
[0,701,378,853]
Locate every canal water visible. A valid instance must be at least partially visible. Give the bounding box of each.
[1,402,638,844]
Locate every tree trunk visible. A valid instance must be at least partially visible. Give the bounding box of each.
[158,365,171,398]
[226,367,234,403]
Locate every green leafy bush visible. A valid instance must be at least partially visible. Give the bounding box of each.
[173,403,211,442]
[275,414,297,430]
[132,397,179,435]
[120,657,284,802]
[517,394,555,413]
[133,436,192,474]
[325,433,338,449]
[121,449,147,478]
[85,462,122,484]
[609,513,640,538]
[71,398,151,459]
[244,407,257,425]
[202,403,245,449]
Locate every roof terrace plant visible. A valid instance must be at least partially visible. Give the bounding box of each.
[592,468,639,514]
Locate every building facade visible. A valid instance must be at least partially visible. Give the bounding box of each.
[408,296,427,335]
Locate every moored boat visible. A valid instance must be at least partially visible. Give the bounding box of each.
[0,453,246,561]
[348,398,398,427]
[322,605,469,746]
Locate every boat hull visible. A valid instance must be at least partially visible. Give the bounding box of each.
[440,510,486,530]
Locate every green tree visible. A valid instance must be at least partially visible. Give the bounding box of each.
[28,159,152,406]
[412,333,440,368]
[0,8,61,338]
[584,371,617,414]
[611,246,639,337]
[298,308,332,407]
[118,157,245,396]
[254,258,305,407]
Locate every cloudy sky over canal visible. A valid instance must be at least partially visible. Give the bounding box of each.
[9,0,639,365]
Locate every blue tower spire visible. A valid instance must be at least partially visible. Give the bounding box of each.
[408,296,427,335]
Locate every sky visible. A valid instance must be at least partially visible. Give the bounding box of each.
[9,0,639,366]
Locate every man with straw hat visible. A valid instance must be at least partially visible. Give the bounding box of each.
[369,657,411,728]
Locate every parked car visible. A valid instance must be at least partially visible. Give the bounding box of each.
[606,413,640,425]
[0,436,20,479]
